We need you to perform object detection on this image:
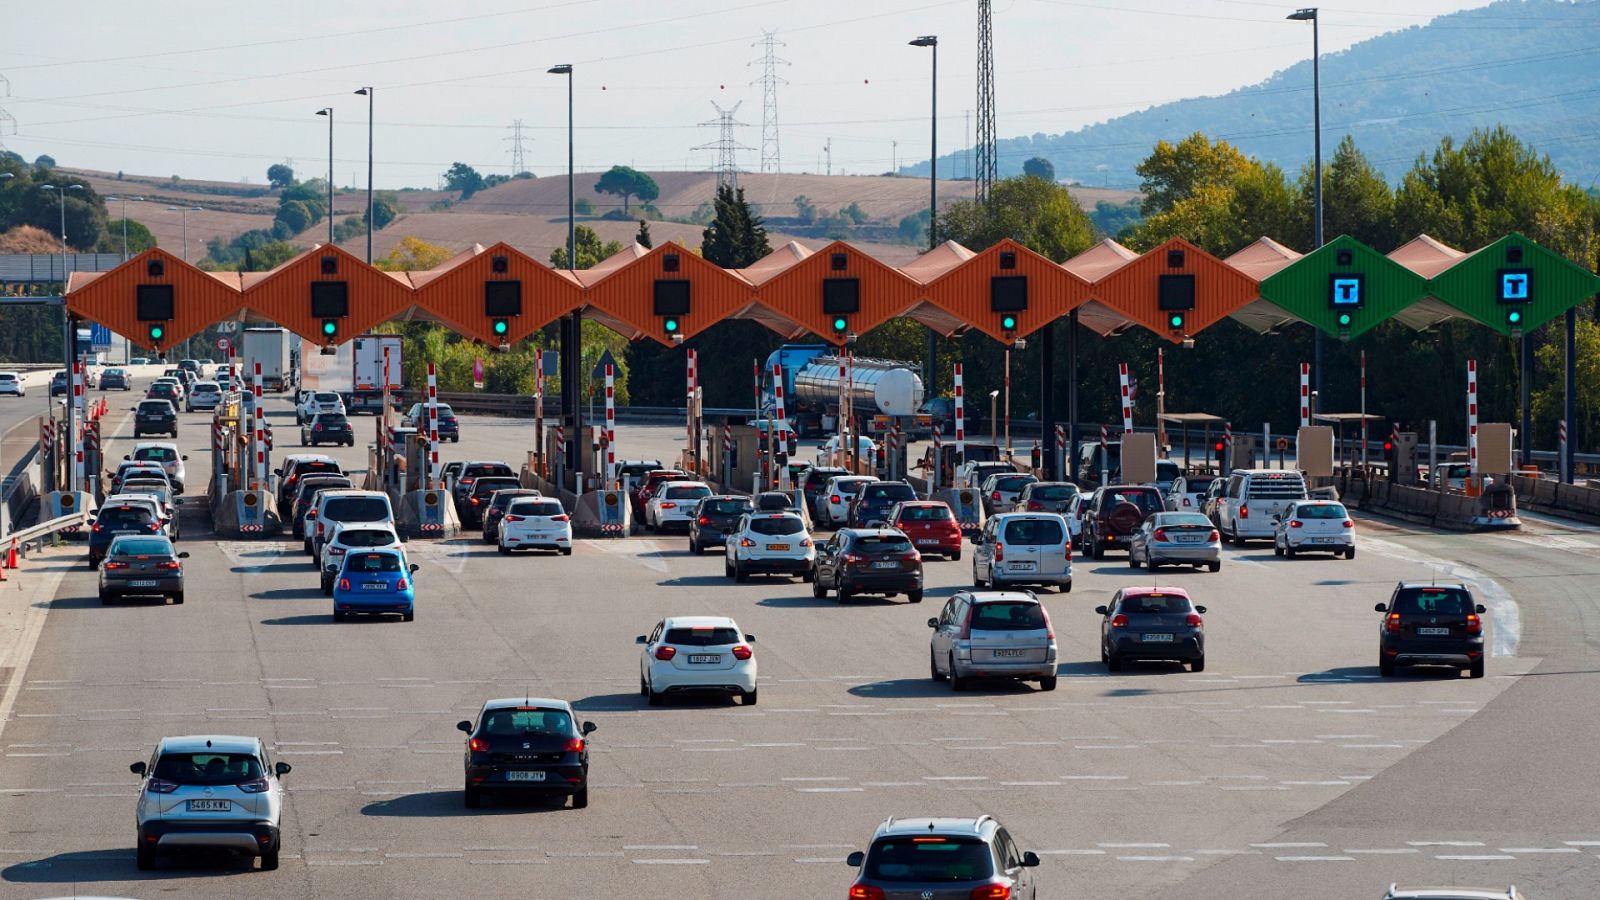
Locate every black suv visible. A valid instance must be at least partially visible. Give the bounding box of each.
[850,481,918,527]
[1376,582,1487,678]
[457,699,595,810]
[689,495,754,554]
[812,528,924,603]
[1082,484,1164,559]
[133,399,178,438]
[461,476,522,527]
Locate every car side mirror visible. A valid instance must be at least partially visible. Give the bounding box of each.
[274,762,292,777]
[123,454,131,460]
[181,455,189,461]
[581,721,598,735]
[273,469,282,477]
[1022,851,1040,868]
[177,552,190,559]
[130,761,146,776]
[456,720,473,733]
[1094,606,1109,615]
[927,617,939,628]
[409,564,419,573]
[1374,603,1388,613]
[174,498,184,506]
[845,851,865,868]
[1194,605,1207,614]
[744,634,756,643]
[1475,604,1486,614]
[635,635,647,644]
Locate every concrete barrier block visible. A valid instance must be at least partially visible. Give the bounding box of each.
[42,491,95,537]
[933,488,985,534]
[395,488,460,540]
[574,489,630,537]
[214,490,280,537]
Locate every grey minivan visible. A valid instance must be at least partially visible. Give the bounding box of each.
[970,512,1073,592]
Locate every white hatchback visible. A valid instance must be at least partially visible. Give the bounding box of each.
[816,475,877,528]
[724,511,814,582]
[637,616,758,706]
[1273,500,1356,559]
[498,497,573,555]
[0,371,24,396]
[646,481,712,531]
[320,522,405,594]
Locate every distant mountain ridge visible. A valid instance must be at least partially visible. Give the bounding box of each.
[911,0,1600,190]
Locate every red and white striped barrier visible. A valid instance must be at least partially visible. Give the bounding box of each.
[686,349,697,475]
[534,348,545,476]
[426,362,440,490]
[771,361,788,489]
[1118,363,1134,435]
[1299,362,1311,427]
[253,363,266,490]
[72,360,84,492]
[953,363,965,462]
[1467,359,1478,475]
[604,363,616,484]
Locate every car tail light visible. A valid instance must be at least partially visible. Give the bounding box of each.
[993,542,1004,562]
[1289,520,1303,528]
[147,523,160,533]
[1027,500,1043,510]
[468,736,490,753]
[661,502,677,509]
[329,546,347,555]
[147,778,179,794]
[1239,504,1249,519]
[1185,613,1204,627]
[1465,613,1482,634]
[843,552,866,564]
[157,560,180,570]
[740,537,757,548]
[970,886,1011,900]
[317,521,325,536]
[800,538,813,548]
[1110,614,1129,628]
[314,425,322,431]
[1342,520,1354,528]
[461,477,475,485]
[92,523,103,532]
[103,561,129,569]
[396,578,408,591]
[551,514,570,522]
[698,515,712,525]
[831,494,841,505]
[900,551,921,562]
[237,776,270,793]
[1152,527,1169,543]
[731,645,753,660]
[1207,529,1219,542]
[339,578,351,591]
[655,646,677,661]
[1386,612,1401,633]
[849,887,885,900]
[992,491,1002,501]
[470,497,481,505]
[506,515,524,523]
[564,737,585,753]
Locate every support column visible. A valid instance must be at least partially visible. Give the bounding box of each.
[1038,320,1056,482]
[1564,306,1577,484]
[1519,333,1532,468]
[1067,309,1080,481]
[561,313,585,477]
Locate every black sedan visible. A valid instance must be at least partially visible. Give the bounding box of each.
[457,698,595,809]
[811,528,924,603]
[1097,587,1207,672]
[100,368,132,391]
[98,535,188,604]
[133,399,179,439]
[1376,582,1486,678]
[88,504,162,568]
[301,412,356,447]
[461,476,522,527]
[689,495,754,554]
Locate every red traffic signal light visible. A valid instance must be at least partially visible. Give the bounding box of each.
[1214,441,1226,453]
[1383,441,1394,452]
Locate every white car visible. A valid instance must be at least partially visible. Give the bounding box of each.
[0,371,24,397]
[127,442,187,493]
[297,390,346,425]
[306,489,395,558]
[816,475,877,528]
[130,734,290,871]
[814,434,876,468]
[186,381,223,412]
[724,512,814,582]
[646,481,712,532]
[498,496,573,556]
[320,522,405,594]
[1273,499,1356,559]
[637,615,758,706]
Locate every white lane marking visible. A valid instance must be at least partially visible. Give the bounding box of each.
[1251,842,1327,849]
[1361,534,1520,657]
[1039,849,1105,856]
[1099,842,1169,848]
[1275,855,1354,862]
[794,857,847,863]
[624,844,698,850]
[632,858,709,865]
[1408,841,1484,847]
[1565,841,1600,846]
[1499,847,1581,853]
[1118,855,1195,862]
[1436,854,1514,861]
[1344,849,1419,855]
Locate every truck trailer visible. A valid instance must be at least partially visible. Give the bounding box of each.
[760,344,926,437]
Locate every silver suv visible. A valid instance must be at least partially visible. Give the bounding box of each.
[129,734,291,871]
[929,590,1059,691]
[846,814,1040,898]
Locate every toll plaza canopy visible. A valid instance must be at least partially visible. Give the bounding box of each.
[64,232,1600,353]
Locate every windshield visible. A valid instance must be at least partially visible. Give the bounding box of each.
[665,485,711,501]
[491,491,537,509]
[749,516,805,536]
[703,499,753,515]
[97,507,155,526]
[109,537,172,556]
[971,601,1047,631]
[862,483,916,500]
[314,414,349,426]
[290,461,343,479]
[152,752,263,787]
[993,475,1035,492]
[313,392,339,402]
[1119,593,1194,615]
[898,505,953,522]
[464,464,515,478]
[1393,589,1472,615]
[835,480,871,496]
[1158,514,1213,529]
[1104,490,1163,515]
[1031,484,1077,500]
[345,551,403,572]
[853,534,913,554]
[1002,518,1065,545]
[122,482,172,501]
[323,497,391,522]
[472,479,521,497]
[1295,504,1348,519]
[138,401,172,413]
[865,838,993,883]
[480,709,571,736]
[135,447,177,462]
[664,626,741,646]
[337,529,397,548]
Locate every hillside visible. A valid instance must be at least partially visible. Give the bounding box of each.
[907,0,1600,189]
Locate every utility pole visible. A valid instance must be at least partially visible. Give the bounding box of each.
[891,140,898,174]
[505,119,531,175]
[825,138,832,177]
[749,31,789,174]
[0,74,15,153]
[975,0,998,202]
[964,110,971,181]
[694,101,752,190]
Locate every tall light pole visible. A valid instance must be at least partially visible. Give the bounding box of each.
[910,35,940,397]
[316,107,334,245]
[42,182,84,493]
[547,64,575,270]
[166,206,201,262]
[105,195,145,260]
[547,63,579,477]
[1289,7,1324,396]
[355,87,374,263]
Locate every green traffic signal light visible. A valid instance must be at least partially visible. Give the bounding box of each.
[492,319,509,336]
[1001,314,1018,331]
[664,317,680,334]
[147,324,164,342]
[832,316,848,333]
[322,319,338,337]
[1168,313,1185,329]
[1337,312,1352,327]
[1507,309,1522,325]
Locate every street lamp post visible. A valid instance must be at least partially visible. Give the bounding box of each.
[355,87,374,263]
[910,35,941,398]
[989,391,1000,445]
[165,206,202,263]
[105,195,145,260]
[316,108,334,245]
[548,65,575,270]
[547,63,579,477]
[42,182,84,495]
[1289,7,1324,396]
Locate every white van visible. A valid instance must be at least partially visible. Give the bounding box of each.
[970,512,1073,592]
[1215,469,1309,545]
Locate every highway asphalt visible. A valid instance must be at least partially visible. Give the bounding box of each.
[0,386,1596,898]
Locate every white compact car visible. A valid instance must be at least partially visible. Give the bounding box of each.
[724,512,814,582]
[128,442,187,493]
[637,616,758,706]
[320,522,405,594]
[498,497,573,555]
[816,475,877,528]
[186,381,223,412]
[0,371,25,396]
[1273,499,1356,559]
[296,390,346,425]
[129,734,291,871]
[645,481,712,532]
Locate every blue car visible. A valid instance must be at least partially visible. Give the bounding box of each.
[332,549,416,622]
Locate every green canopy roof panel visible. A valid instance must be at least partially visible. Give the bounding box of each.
[1428,233,1600,336]
[1257,236,1430,339]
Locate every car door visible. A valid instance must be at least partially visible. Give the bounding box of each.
[930,596,960,666]
[996,828,1029,896]
[1101,591,1122,652]
[974,520,996,580]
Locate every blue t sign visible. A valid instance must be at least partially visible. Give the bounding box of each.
[1498,269,1531,303]
[1328,273,1364,309]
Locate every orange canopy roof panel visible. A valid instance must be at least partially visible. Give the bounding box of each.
[64,248,245,351]
[754,240,923,346]
[240,244,413,347]
[920,238,1092,343]
[410,241,583,345]
[1091,237,1259,344]
[581,241,755,346]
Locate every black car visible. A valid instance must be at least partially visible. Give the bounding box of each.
[1376,582,1487,678]
[457,699,596,809]
[688,495,754,553]
[1016,481,1078,514]
[276,457,345,513]
[451,461,517,506]
[1082,484,1165,558]
[403,402,460,442]
[301,412,355,447]
[1097,587,1207,672]
[461,476,522,527]
[849,481,918,528]
[88,504,161,568]
[133,399,178,438]
[811,528,924,603]
[50,371,69,396]
[100,368,132,391]
[291,476,354,534]
[482,488,542,542]
[99,535,188,604]
[800,466,849,518]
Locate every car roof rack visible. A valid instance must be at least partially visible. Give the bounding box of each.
[971,814,994,833]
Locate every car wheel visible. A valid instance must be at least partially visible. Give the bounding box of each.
[464,786,482,809]
[639,674,648,697]
[570,785,589,809]
[1208,560,1221,573]
[1273,541,1284,557]
[260,848,279,871]
[930,648,946,682]
[907,589,923,604]
[971,563,983,588]
[1232,528,1247,547]
[333,611,346,623]
[689,539,700,555]
[136,844,156,871]
[1100,645,1108,664]
[1190,656,1205,673]
[1107,653,1123,672]
[1345,547,1357,560]
[321,577,332,597]
[734,561,749,583]
[1285,544,1297,559]
[1039,675,1058,692]
[172,592,184,605]
[1378,657,1395,677]
[811,574,826,598]
[801,568,814,583]
[560,548,572,556]
[951,548,961,561]
[838,581,852,603]
[646,682,664,706]
[402,610,414,622]
[98,591,110,605]
[1128,550,1141,569]
[1092,537,1105,560]
[1468,659,1485,679]
[724,559,735,579]
[740,688,758,706]
[949,655,968,691]
[498,544,510,556]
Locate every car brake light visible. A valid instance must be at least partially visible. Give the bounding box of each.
[1465,613,1482,634]
[469,736,490,753]
[103,561,129,569]
[1186,613,1204,626]
[470,497,481,505]
[147,778,179,794]
[396,578,407,591]
[843,552,866,564]
[157,560,180,570]
[800,538,813,548]
[1152,527,1169,543]
[732,645,753,660]
[993,542,1004,562]
[1342,520,1354,528]
[740,537,756,548]
[831,494,841,504]
[551,514,570,522]
[1027,500,1043,510]
[238,776,270,793]
[339,578,351,591]
[1110,614,1129,628]
[92,523,103,532]
[1207,529,1219,542]
[1386,612,1401,633]
[992,491,1001,501]
[1289,520,1303,528]
[661,502,677,509]
[505,515,524,523]
[849,886,885,900]
[564,737,586,753]
[970,886,1011,900]
[147,523,160,533]
[698,515,712,525]
[314,425,322,431]
[655,646,677,661]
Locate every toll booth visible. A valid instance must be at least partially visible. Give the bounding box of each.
[1393,432,1419,484]
[209,392,279,537]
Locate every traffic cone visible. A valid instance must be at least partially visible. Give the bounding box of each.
[2,537,17,574]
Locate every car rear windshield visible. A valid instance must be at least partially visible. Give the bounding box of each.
[1245,473,1308,498]
[153,752,263,786]
[862,483,916,500]
[993,475,1035,492]
[338,529,397,548]
[665,485,711,501]
[807,468,848,487]
[465,464,514,478]
[898,505,953,522]
[853,534,913,554]
[135,447,177,462]
[835,480,871,496]
[346,552,402,572]
[472,479,521,496]
[98,507,155,525]
[492,491,537,508]
[313,392,340,402]
[702,499,753,515]
[297,479,351,500]
[435,405,456,417]
[972,601,1047,631]
[480,709,571,736]
[1002,518,1065,545]
[138,401,173,413]
[509,500,565,517]
[1296,504,1348,519]
[323,497,391,522]
[1159,514,1213,529]
[754,494,794,510]
[865,838,993,882]
[1104,489,1163,515]
[292,461,343,478]
[1120,593,1194,614]
[315,414,349,426]
[1393,589,1472,615]
[1031,484,1077,500]
[109,537,172,556]
[664,626,741,646]
[749,516,805,536]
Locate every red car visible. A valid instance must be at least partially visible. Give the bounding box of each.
[631,469,689,519]
[887,500,963,561]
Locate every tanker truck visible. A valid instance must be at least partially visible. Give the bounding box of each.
[760,344,926,438]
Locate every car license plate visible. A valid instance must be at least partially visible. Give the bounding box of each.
[1312,537,1337,544]
[187,799,231,811]
[766,544,789,551]
[1176,535,1200,542]
[916,538,939,545]
[505,771,546,782]
[688,654,720,664]
[1007,562,1036,571]
[129,579,159,587]
[872,560,898,569]
[362,582,388,590]
[993,649,1026,658]
[1142,633,1175,642]
[1417,627,1451,636]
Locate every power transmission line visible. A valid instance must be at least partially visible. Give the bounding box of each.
[0,75,15,154]
[505,119,531,174]
[694,101,752,189]
[975,0,998,201]
[749,30,789,174]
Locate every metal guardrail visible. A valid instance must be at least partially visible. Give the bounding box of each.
[7,510,92,551]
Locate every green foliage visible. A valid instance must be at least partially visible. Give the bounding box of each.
[34,154,56,171]
[840,202,868,226]
[1136,133,1252,218]
[635,219,653,248]
[792,195,817,225]
[267,163,294,188]
[444,162,485,198]
[937,175,1096,262]
[98,218,157,255]
[701,184,771,268]
[897,209,931,246]
[372,194,401,230]
[1533,316,1600,448]
[1306,135,1396,249]
[549,224,624,270]
[376,235,454,272]
[1022,157,1055,181]
[1089,199,1142,239]
[574,197,595,216]
[275,199,314,234]
[1125,134,1304,255]
[593,166,660,214]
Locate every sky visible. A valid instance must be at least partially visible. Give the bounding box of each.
[1,0,1498,190]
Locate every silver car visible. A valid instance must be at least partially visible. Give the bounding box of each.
[980,471,1037,516]
[1129,511,1221,572]
[847,815,1040,899]
[129,734,291,871]
[928,590,1058,691]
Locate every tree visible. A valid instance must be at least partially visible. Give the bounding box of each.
[1124,136,1303,256]
[1135,133,1252,217]
[841,201,868,226]
[371,194,401,230]
[793,195,817,224]
[549,224,624,270]
[275,199,313,235]
[266,163,295,189]
[636,220,653,248]
[33,154,56,171]
[594,166,660,215]
[444,162,486,199]
[575,197,595,216]
[1023,156,1056,182]
[701,184,771,268]
[377,236,455,272]
[246,241,300,271]
[937,174,1096,262]
[1307,135,1396,250]
[98,218,156,255]
[897,209,931,245]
